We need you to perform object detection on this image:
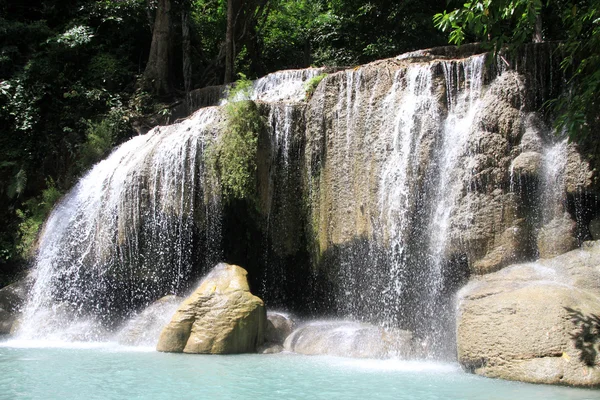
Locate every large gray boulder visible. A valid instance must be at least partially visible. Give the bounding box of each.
[157,263,266,354]
[116,295,183,346]
[456,241,600,386]
[283,320,413,359]
[0,276,32,335]
[265,311,295,344]
[258,311,296,354]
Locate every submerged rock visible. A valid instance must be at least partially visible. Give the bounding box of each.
[283,320,413,359]
[258,343,284,354]
[0,276,32,335]
[257,311,296,354]
[456,241,600,387]
[116,295,183,346]
[157,263,266,354]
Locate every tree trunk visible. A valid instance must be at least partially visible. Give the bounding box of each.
[533,13,542,43]
[304,40,311,67]
[224,0,235,84]
[143,0,171,96]
[182,4,192,111]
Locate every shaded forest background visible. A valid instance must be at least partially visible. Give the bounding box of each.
[0,0,597,284]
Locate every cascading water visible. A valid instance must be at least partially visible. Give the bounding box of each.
[258,102,307,308]
[540,137,569,222]
[224,68,326,104]
[18,108,223,341]
[378,65,440,324]
[311,54,486,356]
[17,69,322,342]
[419,56,485,349]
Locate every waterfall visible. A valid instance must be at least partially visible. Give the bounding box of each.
[18,108,223,341]
[223,68,325,104]
[17,69,319,342]
[13,47,584,359]
[258,102,306,308]
[378,65,439,324]
[540,138,569,222]
[313,55,485,351]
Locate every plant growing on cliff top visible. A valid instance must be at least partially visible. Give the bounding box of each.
[304,73,328,100]
[208,74,263,202]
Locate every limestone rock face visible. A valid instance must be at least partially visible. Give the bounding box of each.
[456,241,600,386]
[304,57,598,289]
[537,212,578,259]
[590,217,600,241]
[283,320,413,359]
[0,276,32,335]
[116,295,183,346]
[565,144,594,195]
[156,263,266,354]
[511,151,542,178]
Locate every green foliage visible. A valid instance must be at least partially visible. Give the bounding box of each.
[16,179,63,259]
[226,72,253,100]
[304,73,328,100]
[259,0,324,70]
[307,0,446,66]
[189,0,227,85]
[87,52,131,87]
[52,25,95,48]
[77,119,116,171]
[0,0,148,273]
[433,0,542,53]
[208,75,263,202]
[552,0,600,139]
[7,169,27,200]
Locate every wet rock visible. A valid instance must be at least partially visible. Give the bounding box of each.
[450,191,530,274]
[518,115,544,153]
[265,311,295,344]
[116,295,183,346]
[258,343,284,354]
[157,263,266,354]
[537,213,578,259]
[478,71,525,144]
[511,151,542,178]
[457,241,600,387]
[283,320,413,359]
[472,219,529,274]
[565,144,594,195]
[0,276,32,335]
[589,217,600,241]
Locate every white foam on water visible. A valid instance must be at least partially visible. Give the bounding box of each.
[321,355,460,373]
[0,338,157,352]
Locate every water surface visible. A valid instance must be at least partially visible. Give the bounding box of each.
[0,342,597,400]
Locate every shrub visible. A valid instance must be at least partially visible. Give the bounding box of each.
[16,179,63,258]
[304,73,327,100]
[208,74,264,202]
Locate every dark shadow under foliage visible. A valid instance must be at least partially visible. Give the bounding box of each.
[566,307,600,366]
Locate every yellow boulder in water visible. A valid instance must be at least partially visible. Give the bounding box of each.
[157,263,265,354]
